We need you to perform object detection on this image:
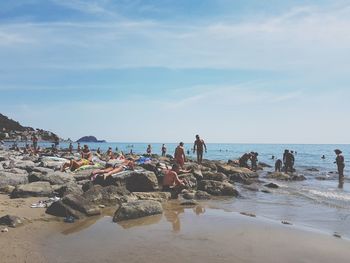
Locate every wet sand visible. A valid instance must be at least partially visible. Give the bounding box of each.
[1,196,349,263]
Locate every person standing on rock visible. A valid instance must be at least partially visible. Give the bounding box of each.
[283,150,294,173]
[31,134,38,151]
[161,144,167,157]
[250,152,258,171]
[68,143,73,154]
[77,142,81,153]
[175,142,186,169]
[334,149,345,188]
[146,144,152,155]
[193,135,207,164]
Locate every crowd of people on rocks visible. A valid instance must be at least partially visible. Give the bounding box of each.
[1,133,346,189]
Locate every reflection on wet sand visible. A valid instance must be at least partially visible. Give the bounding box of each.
[117,214,162,229]
[61,215,104,235]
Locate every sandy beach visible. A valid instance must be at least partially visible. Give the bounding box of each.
[1,193,349,263]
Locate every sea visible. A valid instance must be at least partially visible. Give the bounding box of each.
[4,142,350,238]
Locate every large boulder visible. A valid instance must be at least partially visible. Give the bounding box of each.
[13,160,36,172]
[197,180,239,197]
[132,192,171,202]
[113,200,163,222]
[29,171,75,185]
[55,182,83,197]
[266,172,306,181]
[113,171,159,192]
[217,164,257,178]
[202,171,227,182]
[11,182,54,198]
[62,194,101,216]
[0,171,29,187]
[46,200,84,219]
[83,185,130,206]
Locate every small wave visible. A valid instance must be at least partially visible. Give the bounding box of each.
[308,189,350,202]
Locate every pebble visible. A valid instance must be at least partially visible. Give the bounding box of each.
[1,228,9,233]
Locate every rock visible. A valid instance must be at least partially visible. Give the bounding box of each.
[201,160,218,171]
[266,172,291,181]
[315,175,331,181]
[1,227,9,233]
[306,168,319,172]
[180,200,199,206]
[40,161,65,170]
[217,164,257,184]
[13,160,36,172]
[83,185,130,206]
[291,174,307,181]
[62,194,101,216]
[182,191,195,200]
[56,182,83,197]
[32,167,55,175]
[0,215,23,228]
[46,200,83,219]
[192,169,203,180]
[0,185,15,194]
[0,171,28,187]
[132,192,171,202]
[113,171,159,192]
[258,162,272,168]
[265,183,279,189]
[202,171,227,182]
[242,184,260,192]
[240,212,256,218]
[178,173,198,188]
[73,169,93,181]
[29,171,75,185]
[113,200,163,222]
[198,180,239,197]
[194,190,211,200]
[11,182,54,198]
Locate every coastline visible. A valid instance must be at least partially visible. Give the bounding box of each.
[1,195,349,263]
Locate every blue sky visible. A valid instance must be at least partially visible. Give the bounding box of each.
[1,0,350,143]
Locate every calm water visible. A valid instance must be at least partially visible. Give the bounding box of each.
[5,142,350,237]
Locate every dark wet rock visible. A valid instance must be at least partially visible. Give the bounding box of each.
[290,174,307,181]
[62,194,101,216]
[265,183,279,189]
[140,163,160,175]
[11,182,54,198]
[240,212,256,218]
[195,190,211,200]
[261,189,271,194]
[202,171,227,182]
[83,185,130,205]
[182,191,195,200]
[0,215,23,228]
[55,182,83,197]
[306,168,319,172]
[198,180,239,197]
[132,192,171,202]
[46,200,83,219]
[180,200,199,206]
[113,200,163,222]
[0,171,29,187]
[82,181,94,192]
[281,221,292,225]
[29,171,75,185]
[258,162,272,168]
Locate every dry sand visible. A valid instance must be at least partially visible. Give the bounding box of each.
[0,194,349,263]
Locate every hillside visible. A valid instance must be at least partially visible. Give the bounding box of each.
[0,113,30,132]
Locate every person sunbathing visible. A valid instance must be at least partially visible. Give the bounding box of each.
[61,145,93,172]
[90,158,135,181]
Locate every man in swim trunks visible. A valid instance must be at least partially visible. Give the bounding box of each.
[239,153,251,169]
[174,142,186,169]
[161,144,167,157]
[193,135,207,164]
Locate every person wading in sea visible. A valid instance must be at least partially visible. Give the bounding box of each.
[334,149,345,188]
[193,135,207,164]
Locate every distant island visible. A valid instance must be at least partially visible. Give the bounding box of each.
[76,136,106,143]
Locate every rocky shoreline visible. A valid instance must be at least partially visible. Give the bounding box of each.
[0,147,311,230]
